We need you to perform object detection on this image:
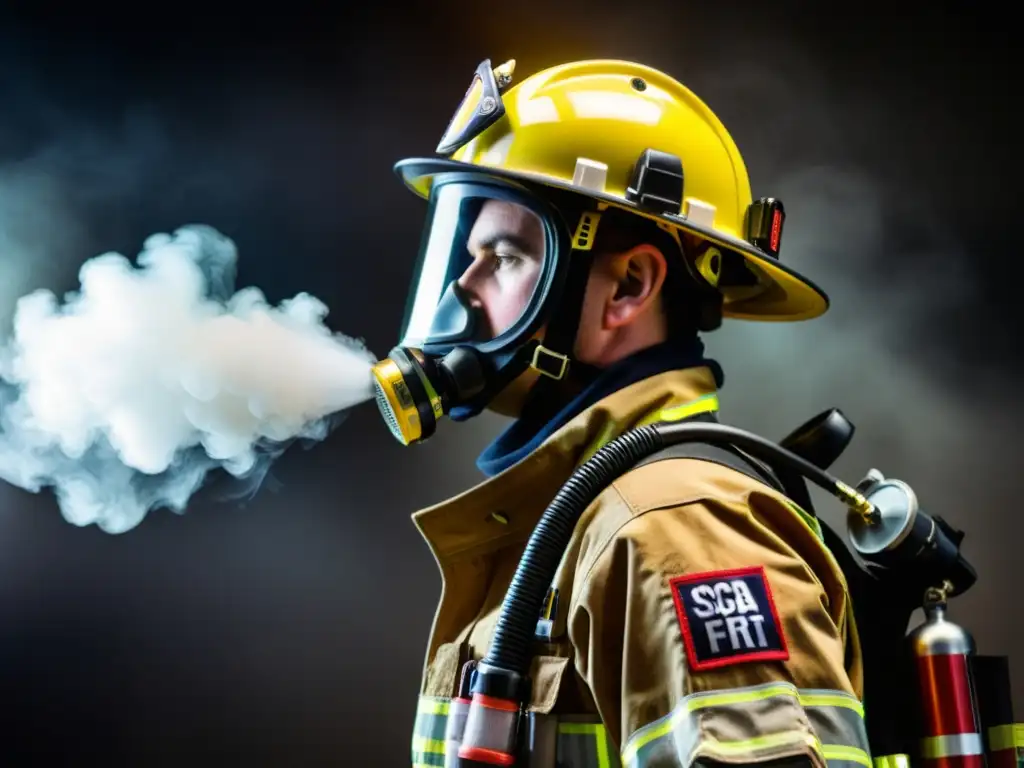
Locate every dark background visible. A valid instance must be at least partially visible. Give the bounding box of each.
[0,2,1019,765]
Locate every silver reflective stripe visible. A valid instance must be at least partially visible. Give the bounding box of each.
[444,698,470,768]
[920,733,985,758]
[802,689,872,767]
[622,682,870,768]
[461,701,518,755]
[805,704,866,749]
[412,696,449,768]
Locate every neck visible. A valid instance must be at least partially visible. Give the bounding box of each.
[589,316,670,368]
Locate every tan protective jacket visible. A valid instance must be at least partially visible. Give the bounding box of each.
[410,367,871,768]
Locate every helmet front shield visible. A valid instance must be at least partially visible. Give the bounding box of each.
[435,59,516,157]
[399,178,565,357]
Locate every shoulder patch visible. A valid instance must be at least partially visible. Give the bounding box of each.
[669,566,789,671]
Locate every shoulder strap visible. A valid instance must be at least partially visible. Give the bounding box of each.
[633,411,788,495]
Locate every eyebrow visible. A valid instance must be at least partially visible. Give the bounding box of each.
[471,231,541,256]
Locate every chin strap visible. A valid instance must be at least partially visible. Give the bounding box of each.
[455,210,610,421]
[528,211,603,388]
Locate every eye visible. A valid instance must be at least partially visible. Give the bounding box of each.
[493,252,523,269]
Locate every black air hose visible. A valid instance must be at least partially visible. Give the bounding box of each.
[481,420,866,678]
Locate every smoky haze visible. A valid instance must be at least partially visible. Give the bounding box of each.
[0,5,1019,765]
[0,225,377,534]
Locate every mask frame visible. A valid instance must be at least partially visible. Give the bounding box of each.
[398,173,575,363]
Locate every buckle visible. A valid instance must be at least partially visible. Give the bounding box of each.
[530,345,569,380]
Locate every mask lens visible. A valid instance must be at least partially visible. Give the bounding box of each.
[400,184,551,349]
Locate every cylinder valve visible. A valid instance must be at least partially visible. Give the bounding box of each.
[908,582,985,768]
[845,470,977,595]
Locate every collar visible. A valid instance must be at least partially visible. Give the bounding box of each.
[411,365,721,564]
[476,337,721,477]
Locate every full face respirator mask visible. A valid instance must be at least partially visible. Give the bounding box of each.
[371,176,576,446]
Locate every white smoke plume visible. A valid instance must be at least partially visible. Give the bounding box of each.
[0,224,378,534]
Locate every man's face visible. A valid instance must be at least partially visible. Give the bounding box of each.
[459,200,545,339]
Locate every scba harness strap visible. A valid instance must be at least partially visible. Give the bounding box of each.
[636,410,843,549]
[633,411,790,494]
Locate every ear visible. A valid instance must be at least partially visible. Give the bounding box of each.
[604,244,668,329]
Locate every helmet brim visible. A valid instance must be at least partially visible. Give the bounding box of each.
[394,157,829,323]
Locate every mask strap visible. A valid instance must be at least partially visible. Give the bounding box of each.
[528,210,602,382]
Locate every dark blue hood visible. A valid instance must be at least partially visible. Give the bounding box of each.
[476,337,724,477]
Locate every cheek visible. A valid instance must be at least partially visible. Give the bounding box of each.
[474,285,509,338]
[484,275,537,336]
[500,270,541,327]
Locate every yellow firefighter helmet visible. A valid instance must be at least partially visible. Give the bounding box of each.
[395,58,828,322]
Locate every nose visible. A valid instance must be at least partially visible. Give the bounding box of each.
[457,260,487,307]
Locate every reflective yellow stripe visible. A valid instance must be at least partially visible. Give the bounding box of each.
[691,681,792,709]
[417,697,450,715]
[638,392,720,425]
[623,682,795,762]
[622,682,867,768]
[596,730,613,768]
[799,691,865,717]
[690,680,864,714]
[559,722,614,768]
[824,744,872,767]
[412,736,446,755]
[781,497,825,542]
[990,724,1024,751]
[623,682,789,760]
[413,696,450,767]
[578,393,721,465]
[874,755,911,768]
[560,722,603,734]
[569,725,867,767]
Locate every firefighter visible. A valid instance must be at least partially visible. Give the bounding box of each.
[372,59,873,768]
